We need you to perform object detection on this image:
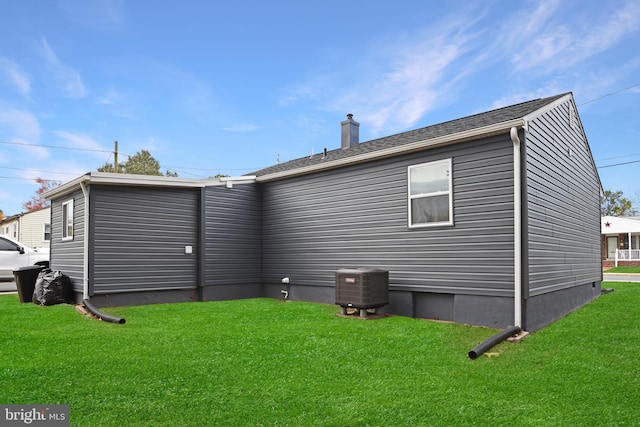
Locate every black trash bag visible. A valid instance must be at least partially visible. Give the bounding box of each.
[32,269,72,306]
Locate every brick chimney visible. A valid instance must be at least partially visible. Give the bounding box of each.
[341,114,359,149]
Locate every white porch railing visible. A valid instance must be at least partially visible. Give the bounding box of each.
[615,249,640,266]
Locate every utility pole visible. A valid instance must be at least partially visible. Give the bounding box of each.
[114,141,119,173]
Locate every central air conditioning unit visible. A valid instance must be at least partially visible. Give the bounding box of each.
[335,267,389,318]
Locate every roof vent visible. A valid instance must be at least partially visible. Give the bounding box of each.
[341,114,359,149]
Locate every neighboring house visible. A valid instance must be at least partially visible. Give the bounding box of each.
[601,216,640,267]
[0,207,51,248]
[0,214,20,240]
[45,92,602,332]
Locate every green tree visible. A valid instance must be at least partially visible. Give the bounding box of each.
[97,161,123,173]
[98,149,178,177]
[601,190,635,216]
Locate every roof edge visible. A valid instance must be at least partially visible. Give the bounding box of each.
[43,172,221,200]
[256,118,525,182]
[521,92,604,195]
[522,93,573,123]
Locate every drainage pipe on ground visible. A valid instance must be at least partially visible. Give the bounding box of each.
[468,325,521,360]
[83,299,126,324]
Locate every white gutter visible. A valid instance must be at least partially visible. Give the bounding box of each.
[80,181,90,300]
[510,126,522,328]
[219,175,257,188]
[257,119,525,182]
[44,172,220,201]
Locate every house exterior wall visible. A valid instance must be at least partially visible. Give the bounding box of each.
[202,184,262,300]
[88,186,200,300]
[50,190,85,294]
[522,99,602,330]
[262,134,517,326]
[0,217,20,240]
[18,208,51,248]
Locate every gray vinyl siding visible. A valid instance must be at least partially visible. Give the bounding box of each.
[50,190,85,293]
[262,134,516,297]
[89,186,199,294]
[203,184,261,286]
[525,100,602,296]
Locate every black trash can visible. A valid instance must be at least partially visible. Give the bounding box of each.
[13,265,44,303]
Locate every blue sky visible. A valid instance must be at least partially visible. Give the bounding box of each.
[1,0,639,216]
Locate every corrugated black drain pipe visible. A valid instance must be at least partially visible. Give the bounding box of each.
[83,299,126,324]
[468,325,521,359]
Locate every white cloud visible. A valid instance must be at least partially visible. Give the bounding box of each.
[333,13,484,135]
[280,7,488,136]
[144,62,222,123]
[223,124,259,132]
[0,107,48,160]
[488,86,562,111]
[96,89,138,119]
[522,0,562,36]
[278,78,332,106]
[278,0,639,139]
[363,41,462,133]
[510,0,640,72]
[59,0,127,30]
[0,57,31,97]
[573,0,640,60]
[39,38,87,98]
[0,108,40,141]
[97,88,122,105]
[53,131,109,159]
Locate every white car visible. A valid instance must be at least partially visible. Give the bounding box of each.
[0,235,50,280]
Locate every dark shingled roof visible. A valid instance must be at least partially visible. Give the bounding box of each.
[252,93,569,177]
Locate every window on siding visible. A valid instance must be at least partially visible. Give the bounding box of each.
[408,158,453,227]
[43,223,51,242]
[62,200,74,241]
[12,223,17,238]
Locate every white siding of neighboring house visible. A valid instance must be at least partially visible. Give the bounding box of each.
[0,208,51,248]
[19,208,51,248]
[1,218,20,240]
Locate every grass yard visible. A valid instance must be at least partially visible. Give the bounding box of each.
[1,283,639,426]
[605,265,640,273]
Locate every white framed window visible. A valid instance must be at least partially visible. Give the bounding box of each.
[408,158,453,227]
[43,223,51,243]
[12,223,17,238]
[62,200,74,241]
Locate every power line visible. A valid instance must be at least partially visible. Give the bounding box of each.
[595,153,640,162]
[0,139,113,153]
[1,139,257,173]
[0,166,79,176]
[0,176,61,183]
[578,82,640,107]
[598,159,640,169]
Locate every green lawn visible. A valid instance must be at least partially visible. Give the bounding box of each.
[1,283,639,426]
[605,265,640,273]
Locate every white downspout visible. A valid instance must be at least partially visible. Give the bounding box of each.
[80,182,90,300]
[510,127,522,328]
